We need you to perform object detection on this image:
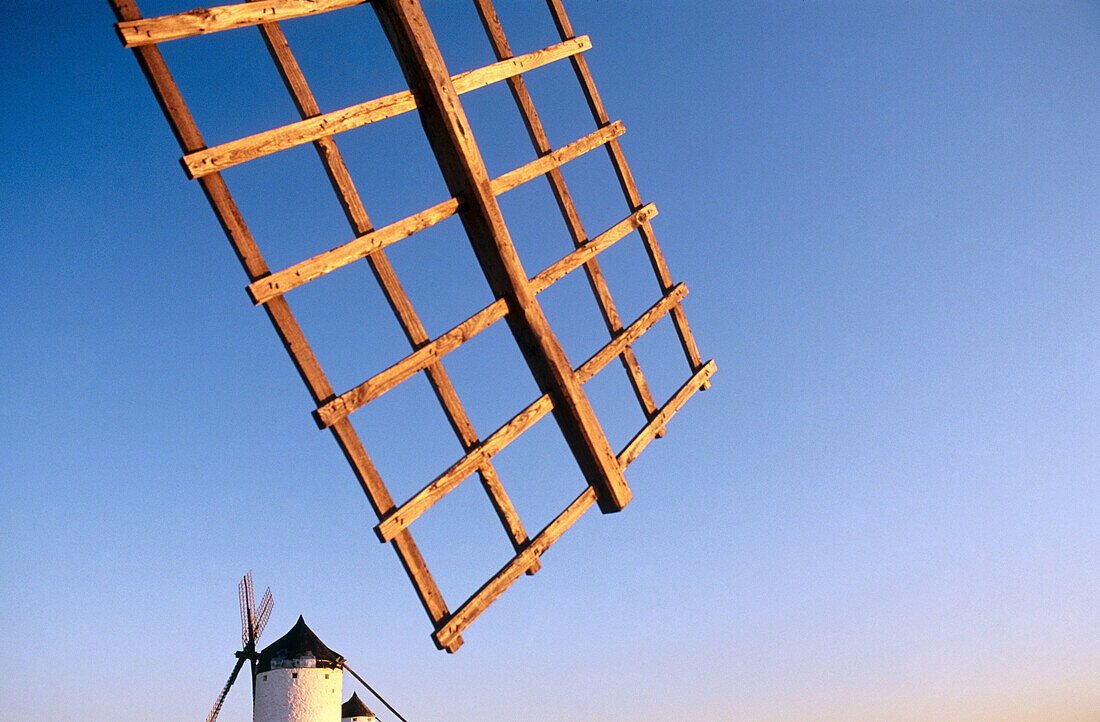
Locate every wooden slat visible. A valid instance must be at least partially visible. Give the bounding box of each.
[255,15,537,579]
[247,197,459,305]
[376,394,554,543]
[372,0,632,513]
[472,0,664,436]
[181,36,592,179]
[529,204,656,292]
[314,204,657,429]
[574,282,688,382]
[617,359,716,469]
[117,0,366,47]
[110,0,459,648]
[374,281,688,543]
[432,485,597,650]
[490,121,622,196]
[544,0,709,388]
[316,298,507,428]
[246,121,624,305]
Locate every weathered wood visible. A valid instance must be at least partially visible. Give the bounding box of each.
[110,0,459,648]
[373,0,631,513]
[316,297,508,428]
[181,36,592,179]
[617,359,716,468]
[490,121,622,196]
[529,204,656,291]
[247,197,460,305]
[545,0,708,388]
[246,121,624,305]
[432,485,598,649]
[377,394,554,542]
[472,0,664,434]
[374,281,687,543]
[255,15,538,575]
[117,0,364,47]
[574,282,688,382]
[314,204,657,429]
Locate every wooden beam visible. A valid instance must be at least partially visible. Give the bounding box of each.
[617,359,716,469]
[181,36,592,179]
[109,0,460,648]
[377,395,554,543]
[528,204,657,292]
[373,281,688,543]
[314,204,657,429]
[117,0,365,47]
[247,197,459,305]
[432,486,597,650]
[246,121,624,306]
[472,0,665,436]
[373,0,630,513]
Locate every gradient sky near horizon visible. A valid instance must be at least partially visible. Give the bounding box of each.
[2,2,1098,720]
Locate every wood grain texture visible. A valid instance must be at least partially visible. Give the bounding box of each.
[374,280,687,543]
[432,485,597,649]
[246,121,623,305]
[181,36,591,179]
[373,0,631,513]
[617,359,716,468]
[117,0,364,47]
[247,197,460,305]
[315,204,656,430]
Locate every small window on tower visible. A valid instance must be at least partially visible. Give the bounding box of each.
[292,672,298,678]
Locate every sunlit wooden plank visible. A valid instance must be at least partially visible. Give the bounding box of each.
[181,36,591,178]
[117,0,365,47]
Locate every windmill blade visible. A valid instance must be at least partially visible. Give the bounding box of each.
[206,655,246,722]
[240,571,256,646]
[238,575,249,647]
[254,588,273,641]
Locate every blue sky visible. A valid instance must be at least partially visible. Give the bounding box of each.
[2,1,1098,720]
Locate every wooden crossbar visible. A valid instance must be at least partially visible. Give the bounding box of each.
[117,0,366,47]
[431,357,715,649]
[375,281,688,543]
[246,121,625,305]
[182,36,592,179]
[314,203,657,429]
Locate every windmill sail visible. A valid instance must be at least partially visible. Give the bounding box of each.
[205,572,274,722]
[206,655,246,722]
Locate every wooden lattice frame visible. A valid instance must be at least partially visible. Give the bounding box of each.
[111,0,715,651]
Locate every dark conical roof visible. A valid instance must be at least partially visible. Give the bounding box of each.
[256,615,343,673]
[342,692,375,718]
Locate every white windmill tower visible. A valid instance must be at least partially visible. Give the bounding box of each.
[341,692,378,722]
[252,615,345,721]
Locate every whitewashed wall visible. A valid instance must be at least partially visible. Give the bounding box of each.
[253,666,341,722]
